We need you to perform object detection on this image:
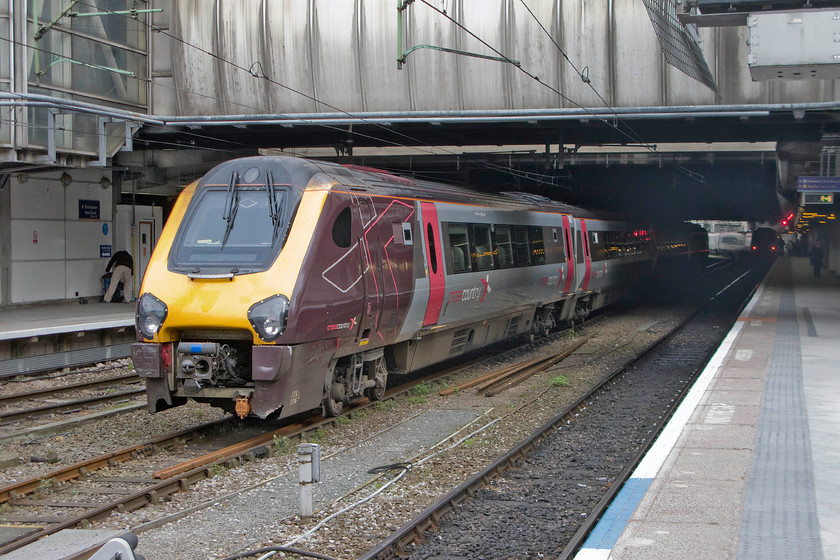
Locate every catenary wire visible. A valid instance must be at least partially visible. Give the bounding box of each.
[63,1,625,181]
[418,0,704,183]
[19,2,703,189]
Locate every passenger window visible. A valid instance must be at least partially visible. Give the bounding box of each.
[530,226,546,265]
[331,207,352,248]
[472,224,494,272]
[448,223,471,273]
[493,225,514,269]
[576,230,584,263]
[589,231,606,261]
[512,225,531,267]
[427,223,438,274]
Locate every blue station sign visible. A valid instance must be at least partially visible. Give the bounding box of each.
[797,176,840,192]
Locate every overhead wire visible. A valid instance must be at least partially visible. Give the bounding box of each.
[66,0,465,158]
[418,0,705,184]
[62,1,610,182]
[16,1,704,189]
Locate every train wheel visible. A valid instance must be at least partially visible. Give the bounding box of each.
[322,368,345,417]
[323,394,343,417]
[364,358,387,402]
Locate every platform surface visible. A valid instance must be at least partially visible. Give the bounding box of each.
[576,255,839,560]
[0,300,135,341]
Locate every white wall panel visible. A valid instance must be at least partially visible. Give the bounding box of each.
[8,168,113,303]
[614,1,662,107]
[714,25,769,104]
[11,261,64,303]
[264,3,317,113]
[66,259,110,299]
[168,0,840,116]
[557,0,611,108]
[510,1,561,110]
[11,220,65,260]
[66,221,112,260]
[457,0,509,111]
[310,0,364,112]
[405,2,460,111]
[663,26,718,106]
[217,1,269,113]
[11,179,63,220]
[358,0,411,111]
[173,1,223,114]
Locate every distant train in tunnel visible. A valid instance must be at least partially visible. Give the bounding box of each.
[131,156,708,420]
[709,232,749,258]
[750,227,784,258]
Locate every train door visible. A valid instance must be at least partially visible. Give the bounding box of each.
[421,202,445,326]
[358,198,382,344]
[578,219,592,291]
[561,215,575,293]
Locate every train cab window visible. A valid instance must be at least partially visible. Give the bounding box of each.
[427,223,438,274]
[512,225,531,267]
[493,225,514,269]
[448,223,471,273]
[472,224,494,272]
[173,187,282,269]
[331,207,352,248]
[529,226,546,265]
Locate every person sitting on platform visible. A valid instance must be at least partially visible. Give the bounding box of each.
[104,250,133,303]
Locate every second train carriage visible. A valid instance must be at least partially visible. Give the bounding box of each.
[132,156,706,420]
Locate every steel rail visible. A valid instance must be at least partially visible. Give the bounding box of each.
[0,388,146,425]
[0,352,497,556]
[0,373,140,405]
[0,418,232,506]
[358,315,693,560]
[557,265,763,558]
[478,335,592,396]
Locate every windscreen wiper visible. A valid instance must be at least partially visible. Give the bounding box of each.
[266,170,283,244]
[221,171,240,250]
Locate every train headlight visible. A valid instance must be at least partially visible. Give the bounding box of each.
[248,294,290,342]
[137,293,168,340]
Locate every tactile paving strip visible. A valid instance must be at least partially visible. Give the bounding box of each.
[737,273,823,559]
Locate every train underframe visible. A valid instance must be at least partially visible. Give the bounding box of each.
[133,289,616,420]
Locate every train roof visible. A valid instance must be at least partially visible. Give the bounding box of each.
[299,156,624,221]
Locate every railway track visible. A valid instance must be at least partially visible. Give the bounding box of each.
[361,260,764,560]
[0,373,144,430]
[0,259,747,558]
[0,352,496,556]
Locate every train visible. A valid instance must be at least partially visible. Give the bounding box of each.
[708,232,749,259]
[131,156,707,420]
[750,227,784,258]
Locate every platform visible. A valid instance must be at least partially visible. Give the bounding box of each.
[0,301,135,342]
[0,301,135,377]
[576,255,838,560]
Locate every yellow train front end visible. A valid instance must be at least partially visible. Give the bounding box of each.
[131,157,332,419]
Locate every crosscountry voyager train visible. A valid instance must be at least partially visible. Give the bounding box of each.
[132,156,707,420]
